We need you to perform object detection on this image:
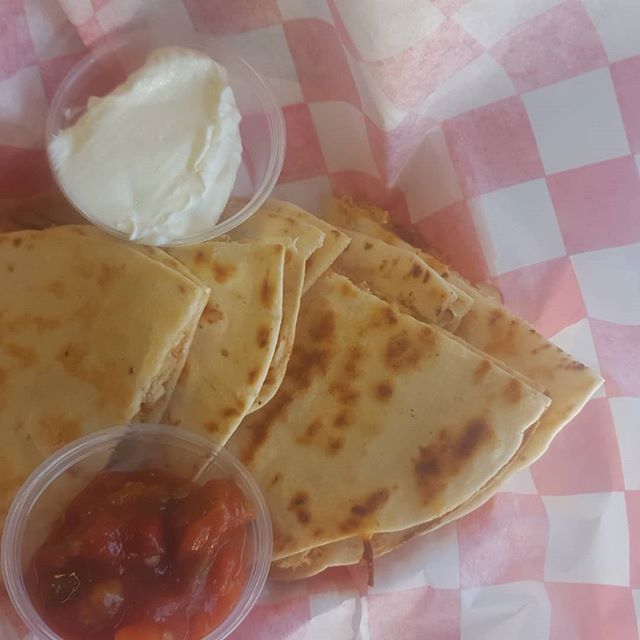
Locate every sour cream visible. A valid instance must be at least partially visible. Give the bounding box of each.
[49,47,242,245]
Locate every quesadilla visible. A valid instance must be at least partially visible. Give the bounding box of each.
[229,205,324,411]
[165,240,285,444]
[228,271,550,560]
[260,200,350,293]
[333,227,472,328]
[0,225,209,526]
[271,424,541,580]
[328,198,603,468]
[270,199,602,579]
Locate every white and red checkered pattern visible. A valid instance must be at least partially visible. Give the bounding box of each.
[0,1,639,638]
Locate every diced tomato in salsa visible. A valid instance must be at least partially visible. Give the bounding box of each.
[26,469,254,640]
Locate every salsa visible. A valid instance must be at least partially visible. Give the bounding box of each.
[25,469,254,640]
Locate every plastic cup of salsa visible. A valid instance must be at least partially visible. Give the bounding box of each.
[1,424,272,640]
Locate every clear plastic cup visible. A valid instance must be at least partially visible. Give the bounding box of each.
[45,25,286,246]
[1,424,272,640]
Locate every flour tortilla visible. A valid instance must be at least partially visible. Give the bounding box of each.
[229,205,324,411]
[165,240,285,444]
[334,227,472,328]
[0,225,209,527]
[274,199,604,579]
[260,200,350,292]
[228,272,550,560]
[327,198,603,468]
[271,424,539,579]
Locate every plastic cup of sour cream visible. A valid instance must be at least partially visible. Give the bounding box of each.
[46,26,285,247]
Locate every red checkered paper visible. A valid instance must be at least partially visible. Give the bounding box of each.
[1,1,639,638]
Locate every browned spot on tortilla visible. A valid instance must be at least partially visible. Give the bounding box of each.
[456,419,490,458]
[529,328,537,335]
[340,489,389,532]
[326,437,343,454]
[308,309,335,342]
[313,528,324,537]
[286,346,330,391]
[45,281,66,297]
[473,359,492,383]
[4,314,61,334]
[271,473,282,486]
[221,348,229,358]
[423,271,431,283]
[12,237,22,247]
[200,304,223,326]
[71,227,88,236]
[247,368,259,384]
[384,329,435,371]
[3,342,38,367]
[128,366,135,375]
[370,306,398,329]
[413,419,493,505]
[261,276,275,308]
[561,360,587,371]
[296,419,323,445]
[344,345,364,378]
[222,407,241,418]
[7,264,14,273]
[530,343,552,355]
[240,344,331,463]
[488,308,504,326]
[333,411,349,429]
[257,325,270,348]
[339,280,357,298]
[195,250,207,265]
[329,381,360,405]
[364,242,373,250]
[37,415,81,448]
[374,381,394,401]
[483,312,519,356]
[212,261,236,283]
[409,264,423,278]
[503,378,522,404]
[204,421,219,433]
[97,263,124,289]
[288,492,311,525]
[178,284,187,294]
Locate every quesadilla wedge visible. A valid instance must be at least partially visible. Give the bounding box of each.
[260,200,351,292]
[229,206,325,411]
[327,198,603,468]
[228,271,550,560]
[334,227,472,328]
[271,422,540,580]
[165,240,285,444]
[0,225,209,526]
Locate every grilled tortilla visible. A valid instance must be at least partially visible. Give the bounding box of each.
[165,240,285,444]
[228,272,550,560]
[260,200,350,293]
[229,205,324,411]
[334,227,472,328]
[270,199,602,579]
[0,225,208,527]
[328,197,602,468]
